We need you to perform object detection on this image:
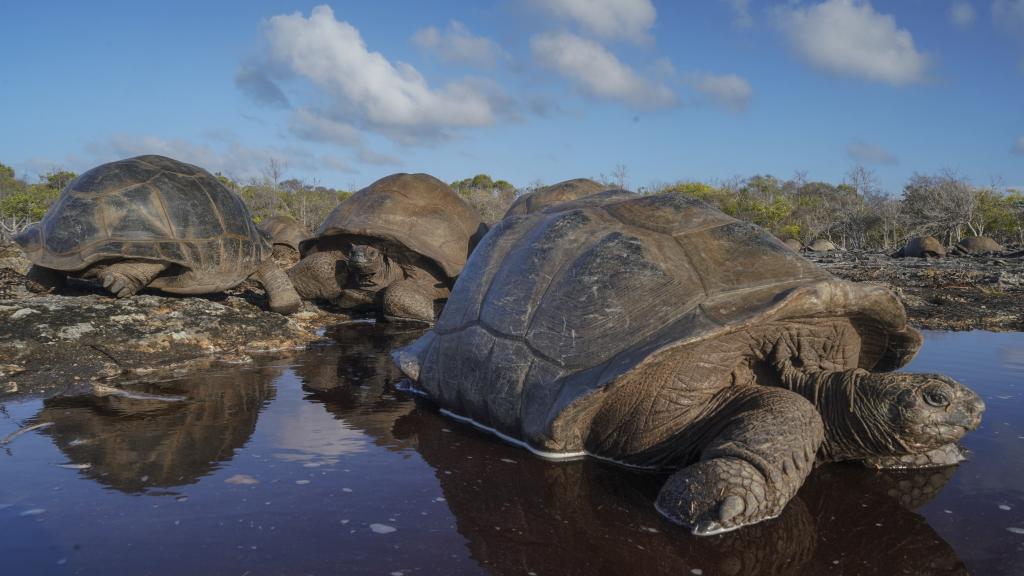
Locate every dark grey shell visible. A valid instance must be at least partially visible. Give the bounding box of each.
[397,191,922,454]
[503,178,609,218]
[258,215,311,252]
[306,173,487,279]
[15,155,269,289]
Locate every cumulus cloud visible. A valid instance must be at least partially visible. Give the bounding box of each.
[721,0,754,28]
[530,32,676,109]
[774,0,929,85]
[948,1,976,28]
[533,0,656,43]
[288,108,361,146]
[259,5,503,142]
[847,140,898,165]
[412,21,508,68]
[235,67,290,108]
[1013,136,1024,156]
[687,73,752,112]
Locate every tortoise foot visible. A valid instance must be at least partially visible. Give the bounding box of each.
[655,457,784,536]
[96,261,166,298]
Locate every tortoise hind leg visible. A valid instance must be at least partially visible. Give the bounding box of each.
[96,261,167,298]
[655,387,823,535]
[25,265,66,293]
[255,259,301,314]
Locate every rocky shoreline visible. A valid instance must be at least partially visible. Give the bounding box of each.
[2,243,1022,399]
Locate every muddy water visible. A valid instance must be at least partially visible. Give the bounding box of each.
[1,325,1022,576]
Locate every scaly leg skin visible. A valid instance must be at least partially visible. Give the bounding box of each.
[380,278,447,324]
[655,388,824,535]
[96,261,167,298]
[25,265,66,293]
[255,258,301,314]
[862,444,966,469]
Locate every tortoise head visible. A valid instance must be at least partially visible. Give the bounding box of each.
[875,373,984,452]
[348,243,383,275]
[826,372,984,462]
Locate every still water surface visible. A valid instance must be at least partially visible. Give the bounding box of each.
[1,325,1023,575]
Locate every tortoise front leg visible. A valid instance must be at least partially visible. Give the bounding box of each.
[862,444,966,469]
[95,261,168,298]
[655,387,824,535]
[380,276,450,324]
[254,259,301,314]
[25,265,66,293]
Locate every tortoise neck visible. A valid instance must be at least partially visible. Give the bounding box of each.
[778,365,901,462]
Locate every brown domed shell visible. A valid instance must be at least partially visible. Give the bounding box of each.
[310,173,487,279]
[402,191,921,451]
[15,155,269,275]
[503,178,609,218]
[258,215,311,252]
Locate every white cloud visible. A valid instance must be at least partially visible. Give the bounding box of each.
[412,21,508,68]
[530,32,676,109]
[288,108,361,146]
[847,140,898,165]
[721,0,754,28]
[262,5,501,139]
[357,148,403,166]
[774,0,929,85]
[1012,136,1024,156]
[687,73,752,111]
[534,0,656,43]
[948,1,976,28]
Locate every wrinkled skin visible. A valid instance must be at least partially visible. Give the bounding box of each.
[643,323,985,535]
[289,239,450,323]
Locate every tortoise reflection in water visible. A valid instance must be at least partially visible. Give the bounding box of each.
[384,407,969,576]
[33,368,277,493]
[395,191,984,535]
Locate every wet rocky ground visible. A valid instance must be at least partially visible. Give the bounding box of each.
[806,248,1024,332]
[0,242,350,398]
[2,241,1022,399]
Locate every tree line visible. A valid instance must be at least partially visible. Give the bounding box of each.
[3,160,1021,250]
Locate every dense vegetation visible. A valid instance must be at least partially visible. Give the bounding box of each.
[2,160,1021,250]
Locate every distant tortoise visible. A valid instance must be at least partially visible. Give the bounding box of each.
[14,155,300,314]
[893,236,945,258]
[783,238,803,252]
[503,178,609,218]
[258,215,311,262]
[288,173,487,323]
[951,236,1003,256]
[394,191,983,535]
[807,238,837,252]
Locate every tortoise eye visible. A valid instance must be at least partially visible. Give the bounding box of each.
[923,390,950,408]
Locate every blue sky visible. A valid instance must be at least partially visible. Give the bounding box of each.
[2,0,1022,193]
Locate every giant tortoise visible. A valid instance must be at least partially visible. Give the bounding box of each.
[258,215,312,263]
[952,236,1004,256]
[893,236,946,258]
[394,190,984,535]
[503,178,609,218]
[288,173,486,323]
[14,155,300,314]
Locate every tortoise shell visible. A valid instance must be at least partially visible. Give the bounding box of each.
[258,215,311,252]
[15,155,269,288]
[306,173,486,279]
[398,191,922,453]
[503,178,609,218]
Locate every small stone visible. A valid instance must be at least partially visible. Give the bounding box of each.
[295,480,310,485]
[9,308,38,320]
[691,570,703,576]
[225,474,259,485]
[1008,527,1024,535]
[370,523,397,534]
[999,504,1012,511]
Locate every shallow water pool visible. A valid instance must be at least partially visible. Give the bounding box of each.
[1,325,1022,575]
